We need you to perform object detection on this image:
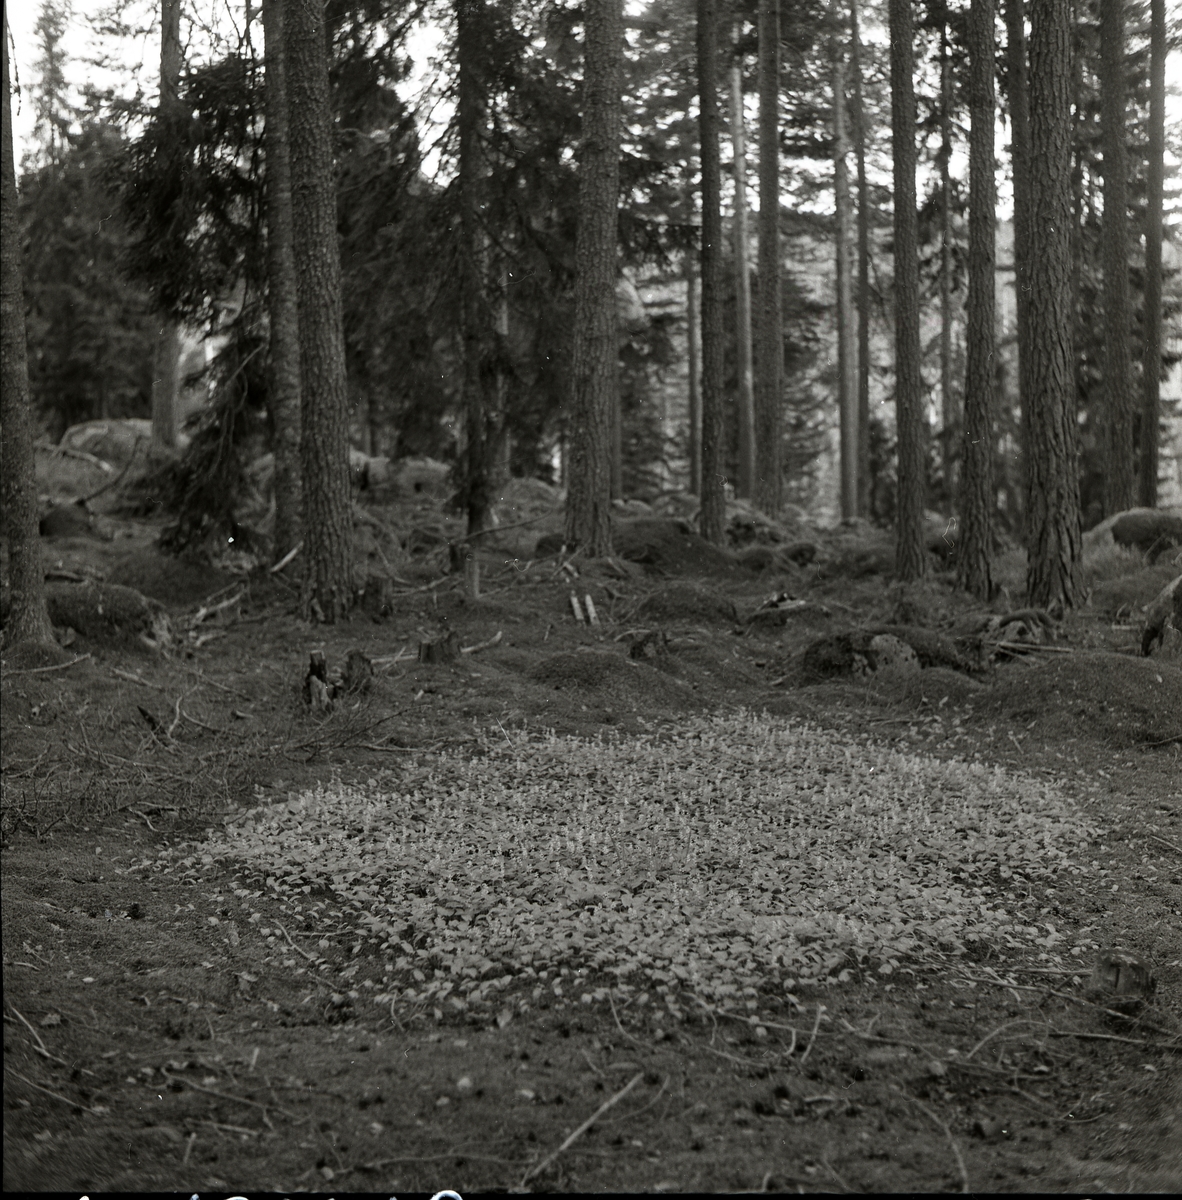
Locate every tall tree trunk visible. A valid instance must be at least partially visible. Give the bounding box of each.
[151,0,182,451]
[697,0,726,545]
[1140,0,1165,507]
[851,0,871,517]
[1025,0,1082,609]
[1099,0,1135,515]
[1005,0,1031,540]
[832,14,857,521]
[286,0,353,621]
[686,250,701,494]
[958,0,996,601]
[730,28,755,501]
[2,11,54,647]
[564,0,622,557]
[888,0,926,581]
[754,0,782,518]
[458,0,492,597]
[262,0,302,565]
[939,15,956,505]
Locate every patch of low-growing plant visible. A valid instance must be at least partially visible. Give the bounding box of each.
[154,712,1105,1019]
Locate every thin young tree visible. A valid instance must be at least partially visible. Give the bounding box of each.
[754,0,781,518]
[261,0,302,565]
[458,0,493,596]
[832,8,857,520]
[286,0,354,620]
[938,10,956,502]
[888,0,926,580]
[686,248,702,494]
[564,0,623,556]
[150,0,182,451]
[1140,0,1165,507]
[1099,0,1135,515]
[2,9,55,647]
[697,0,726,544]
[1025,0,1082,608]
[1004,0,1031,507]
[851,0,871,516]
[730,25,755,500]
[958,0,995,600]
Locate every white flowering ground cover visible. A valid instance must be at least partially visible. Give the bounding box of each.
[171,712,1103,1015]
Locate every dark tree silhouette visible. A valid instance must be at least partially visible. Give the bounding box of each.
[262,0,302,564]
[1141,0,1165,507]
[564,0,623,557]
[1025,0,1082,608]
[286,0,354,619]
[697,0,726,544]
[888,0,926,580]
[2,11,54,647]
[958,0,995,600]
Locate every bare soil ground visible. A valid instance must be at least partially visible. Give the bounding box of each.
[3,485,1181,1195]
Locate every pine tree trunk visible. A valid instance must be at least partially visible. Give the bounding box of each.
[851,0,871,517]
[832,18,856,521]
[564,0,622,557]
[1005,0,1031,537]
[1140,0,1165,507]
[1025,0,1082,609]
[958,0,996,601]
[754,0,782,519]
[888,0,926,581]
[2,15,54,647]
[262,0,302,565]
[458,0,492,596]
[286,0,354,621]
[939,18,956,504]
[1099,0,1135,515]
[730,29,755,501]
[686,251,701,494]
[151,0,182,452]
[697,0,726,545]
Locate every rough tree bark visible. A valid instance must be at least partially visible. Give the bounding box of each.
[150,0,182,451]
[958,0,996,601]
[939,15,956,502]
[851,0,871,517]
[888,0,927,581]
[458,0,494,597]
[1005,0,1031,534]
[754,0,782,519]
[730,27,755,500]
[1140,0,1165,507]
[261,0,302,564]
[686,249,701,495]
[1025,0,1082,609]
[697,0,726,545]
[832,11,857,520]
[2,10,54,646]
[1099,0,1135,515]
[286,0,354,620]
[564,0,622,557]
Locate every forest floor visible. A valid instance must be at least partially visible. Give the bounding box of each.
[3,473,1182,1195]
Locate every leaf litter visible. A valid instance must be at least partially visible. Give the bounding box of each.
[160,711,1102,1015]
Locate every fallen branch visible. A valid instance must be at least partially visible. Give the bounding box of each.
[192,590,245,625]
[270,542,302,573]
[461,630,503,655]
[1,654,92,678]
[893,1086,969,1193]
[272,920,320,963]
[1148,832,1182,855]
[5,1066,106,1115]
[112,668,165,690]
[521,1071,643,1186]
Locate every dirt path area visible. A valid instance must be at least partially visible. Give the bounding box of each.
[3,507,1180,1193]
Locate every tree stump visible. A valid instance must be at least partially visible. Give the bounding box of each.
[418,631,458,664]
